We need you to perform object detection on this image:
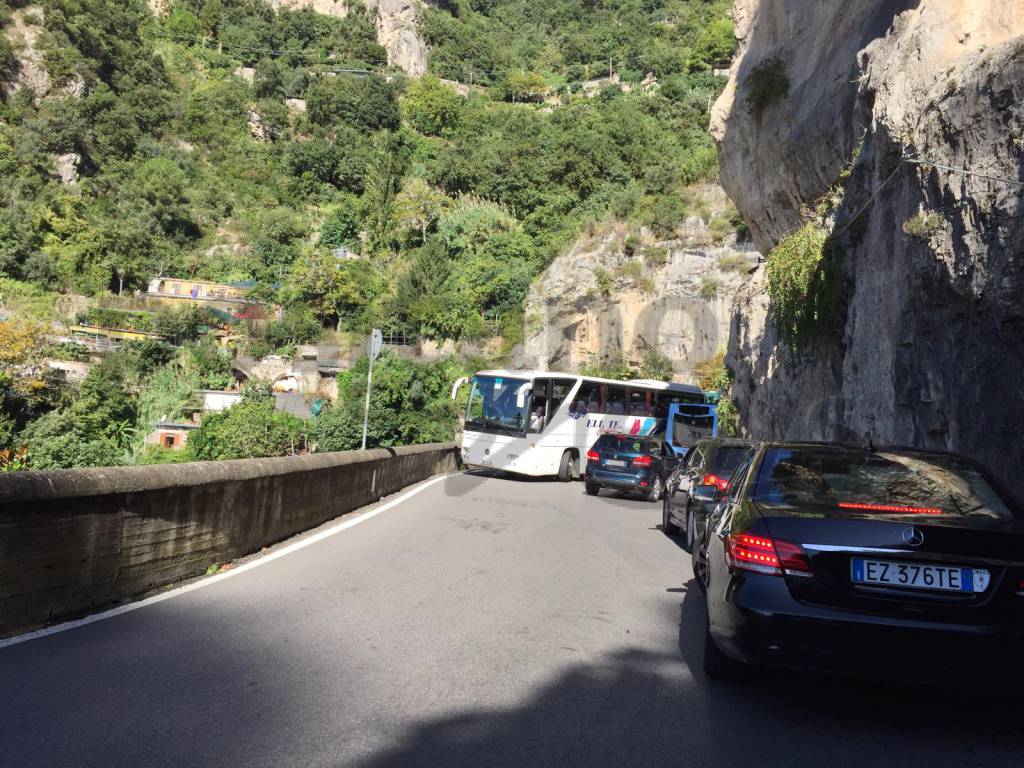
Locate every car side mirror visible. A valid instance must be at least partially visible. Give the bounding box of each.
[692,484,721,503]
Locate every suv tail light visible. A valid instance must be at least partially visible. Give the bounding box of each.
[632,455,652,467]
[724,534,813,578]
[701,473,730,491]
[586,450,600,462]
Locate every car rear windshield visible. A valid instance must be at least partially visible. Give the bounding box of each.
[595,435,656,454]
[751,447,1018,520]
[710,446,750,474]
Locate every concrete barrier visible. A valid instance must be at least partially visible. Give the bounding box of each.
[0,443,457,638]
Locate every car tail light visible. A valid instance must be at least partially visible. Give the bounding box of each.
[838,501,943,515]
[724,534,813,578]
[586,450,600,462]
[701,473,730,491]
[632,455,652,467]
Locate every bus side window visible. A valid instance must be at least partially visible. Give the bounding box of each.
[548,379,574,422]
[653,393,668,419]
[578,382,602,413]
[628,388,650,416]
[605,386,627,415]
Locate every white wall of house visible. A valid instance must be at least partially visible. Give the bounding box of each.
[200,390,243,412]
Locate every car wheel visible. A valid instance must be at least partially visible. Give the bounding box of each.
[685,503,696,553]
[585,481,600,496]
[691,537,708,595]
[662,495,678,535]
[557,451,573,482]
[703,623,747,681]
[647,476,664,502]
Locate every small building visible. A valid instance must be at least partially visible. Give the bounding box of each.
[198,389,243,413]
[144,421,199,451]
[47,360,91,383]
[146,277,277,327]
[147,277,251,302]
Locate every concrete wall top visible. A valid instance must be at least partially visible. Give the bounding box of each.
[0,443,456,505]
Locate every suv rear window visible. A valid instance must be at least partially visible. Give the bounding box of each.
[595,435,655,453]
[751,447,1018,520]
[709,446,749,475]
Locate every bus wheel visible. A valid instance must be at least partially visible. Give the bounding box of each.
[557,451,573,482]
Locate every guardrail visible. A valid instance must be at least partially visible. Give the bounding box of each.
[0,443,457,638]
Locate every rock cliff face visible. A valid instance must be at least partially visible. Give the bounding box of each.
[268,0,428,75]
[521,185,758,383]
[713,1,1024,498]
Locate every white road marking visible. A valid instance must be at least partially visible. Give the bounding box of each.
[0,472,453,649]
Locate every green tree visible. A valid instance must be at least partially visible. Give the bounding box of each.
[306,74,400,132]
[254,57,283,99]
[402,76,463,136]
[312,352,460,450]
[395,177,450,244]
[503,71,547,103]
[288,250,373,331]
[187,389,305,460]
[319,198,361,250]
[361,133,406,257]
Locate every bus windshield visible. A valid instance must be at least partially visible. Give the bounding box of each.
[671,403,716,446]
[465,375,530,435]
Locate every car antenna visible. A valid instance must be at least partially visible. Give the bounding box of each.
[862,432,876,452]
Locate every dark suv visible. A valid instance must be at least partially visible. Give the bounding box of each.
[585,433,680,501]
[663,439,753,549]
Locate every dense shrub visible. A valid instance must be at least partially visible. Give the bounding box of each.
[188,391,305,460]
[765,223,844,351]
[744,57,790,115]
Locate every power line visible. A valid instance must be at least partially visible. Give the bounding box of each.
[831,148,1022,241]
[832,158,906,239]
[904,153,1024,188]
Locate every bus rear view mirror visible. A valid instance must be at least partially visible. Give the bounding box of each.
[516,383,532,409]
[451,376,469,400]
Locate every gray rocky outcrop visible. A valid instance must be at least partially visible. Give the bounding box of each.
[521,185,759,383]
[4,6,86,102]
[713,0,1024,498]
[268,0,428,75]
[53,153,80,187]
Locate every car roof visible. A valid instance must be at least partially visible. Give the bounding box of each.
[757,440,969,460]
[599,432,660,441]
[697,438,755,448]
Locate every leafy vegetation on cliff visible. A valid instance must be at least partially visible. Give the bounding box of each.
[765,223,844,352]
[0,0,731,468]
[422,0,733,88]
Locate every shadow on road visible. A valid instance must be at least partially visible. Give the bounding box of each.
[354,584,1022,768]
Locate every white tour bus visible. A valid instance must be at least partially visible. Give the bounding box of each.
[451,369,706,480]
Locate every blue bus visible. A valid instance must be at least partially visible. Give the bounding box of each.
[664,400,719,456]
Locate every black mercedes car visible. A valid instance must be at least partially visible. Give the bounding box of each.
[692,442,1024,681]
[585,433,680,501]
[662,439,753,550]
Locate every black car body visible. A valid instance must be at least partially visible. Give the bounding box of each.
[694,442,1024,681]
[663,439,753,550]
[585,433,680,501]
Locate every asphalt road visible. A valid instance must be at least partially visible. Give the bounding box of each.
[1,471,1020,768]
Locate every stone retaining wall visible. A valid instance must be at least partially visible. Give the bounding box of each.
[0,443,457,638]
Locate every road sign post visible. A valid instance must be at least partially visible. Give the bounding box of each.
[361,329,383,450]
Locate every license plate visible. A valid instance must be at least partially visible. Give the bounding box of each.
[604,459,627,467]
[851,558,990,593]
